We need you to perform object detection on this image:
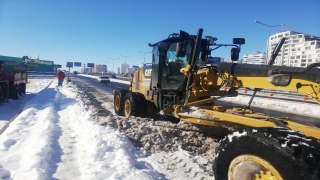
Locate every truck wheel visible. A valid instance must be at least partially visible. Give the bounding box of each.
[9,85,19,100]
[123,92,146,118]
[114,89,128,116]
[21,83,26,94]
[213,128,320,180]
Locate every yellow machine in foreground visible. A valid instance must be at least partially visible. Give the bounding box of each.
[114,28,320,180]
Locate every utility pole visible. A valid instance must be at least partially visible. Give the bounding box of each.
[254,20,285,63]
[107,57,120,74]
[120,55,130,74]
[138,51,151,64]
[83,64,87,74]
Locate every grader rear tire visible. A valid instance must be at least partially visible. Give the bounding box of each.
[123,92,146,118]
[113,89,128,116]
[213,128,320,180]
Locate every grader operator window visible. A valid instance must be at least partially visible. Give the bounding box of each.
[161,42,192,90]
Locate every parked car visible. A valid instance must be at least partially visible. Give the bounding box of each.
[97,76,110,83]
[111,75,116,78]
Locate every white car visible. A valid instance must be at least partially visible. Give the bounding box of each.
[97,76,110,83]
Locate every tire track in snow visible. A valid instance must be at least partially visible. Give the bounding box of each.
[52,87,81,179]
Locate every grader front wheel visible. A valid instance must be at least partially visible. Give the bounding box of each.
[213,129,320,180]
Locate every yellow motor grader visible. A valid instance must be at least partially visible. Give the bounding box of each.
[114,28,320,180]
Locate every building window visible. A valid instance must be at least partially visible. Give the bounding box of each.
[293,40,299,43]
[302,55,307,58]
[298,35,303,38]
[302,51,305,54]
[292,52,296,55]
[305,46,311,50]
[297,48,301,51]
[301,59,306,62]
[296,55,300,59]
[311,42,315,45]
[295,60,298,63]
[292,48,296,51]
[304,43,308,46]
[278,35,283,38]
[292,36,296,39]
[308,59,312,62]
[290,60,294,63]
[301,63,306,66]
[316,50,320,53]
[316,58,320,62]
[291,45,295,47]
[290,56,295,59]
[318,54,320,57]
[308,55,312,58]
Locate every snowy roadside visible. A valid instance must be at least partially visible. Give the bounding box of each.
[0,79,215,180]
[1,77,319,180]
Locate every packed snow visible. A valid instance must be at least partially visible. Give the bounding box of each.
[0,78,213,180]
[0,76,319,180]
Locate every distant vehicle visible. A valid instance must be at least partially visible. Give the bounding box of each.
[97,75,110,83]
[111,75,116,78]
[73,71,78,75]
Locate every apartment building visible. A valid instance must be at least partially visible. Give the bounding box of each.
[243,51,266,65]
[268,31,320,67]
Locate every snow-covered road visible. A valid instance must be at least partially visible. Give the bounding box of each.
[0,77,319,180]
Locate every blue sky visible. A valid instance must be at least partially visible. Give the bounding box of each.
[1,0,319,72]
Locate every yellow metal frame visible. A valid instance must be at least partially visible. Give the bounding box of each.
[129,65,320,139]
[174,68,320,139]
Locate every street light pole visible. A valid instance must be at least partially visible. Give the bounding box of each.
[138,51,151,64]
[120,55,130,74]
[107,57,120,74]
[101,60,108,73]
[254,20,285,63]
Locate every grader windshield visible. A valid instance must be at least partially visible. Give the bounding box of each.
[161,42,191,89]
[150,40,206,91]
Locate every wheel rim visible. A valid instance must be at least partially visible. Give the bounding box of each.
[115,95,121,111]
[124,99,131,117]
[228,154,283,180]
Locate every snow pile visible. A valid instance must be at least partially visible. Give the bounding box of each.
[178,106,218,121]
[0,78,218,179]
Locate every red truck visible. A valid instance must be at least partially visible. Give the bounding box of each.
[0,57,28,102]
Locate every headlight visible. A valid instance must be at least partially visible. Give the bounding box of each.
[267,74,292,86]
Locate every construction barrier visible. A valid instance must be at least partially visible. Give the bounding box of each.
[243,88,247,97]
[303,95,308,103]
[269,89,274,100]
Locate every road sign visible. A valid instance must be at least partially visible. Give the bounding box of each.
[66,62,73,68]
[87,63,94,67]
[74,62,81,67]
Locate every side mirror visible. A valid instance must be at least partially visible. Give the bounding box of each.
[231,48,240,61]
[176,42,186,57]
[233,38,245,45]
